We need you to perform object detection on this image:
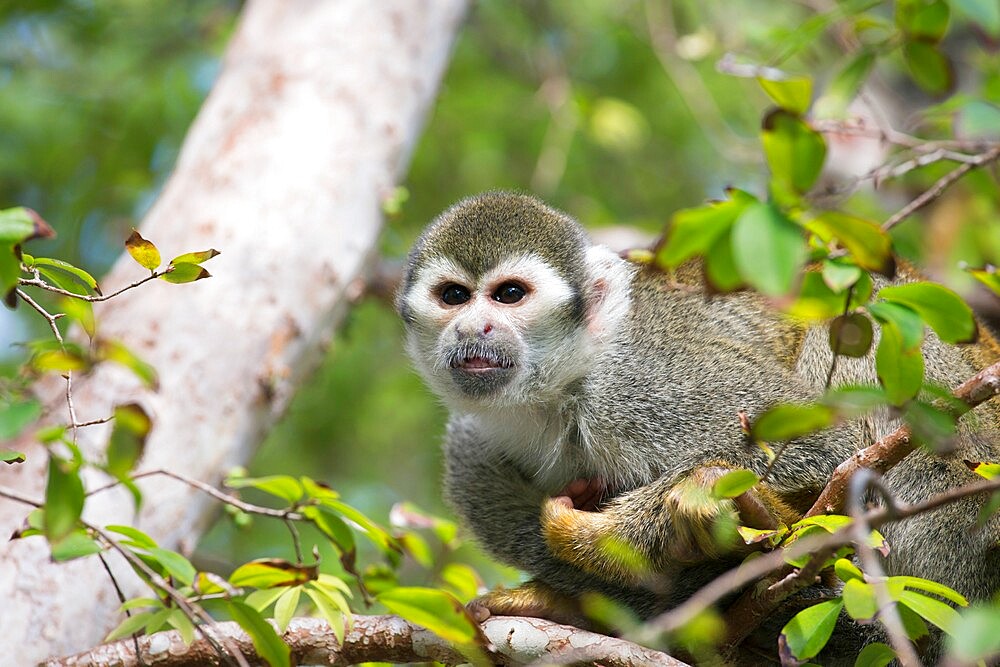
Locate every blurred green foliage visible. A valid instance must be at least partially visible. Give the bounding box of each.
[3,0,999,592]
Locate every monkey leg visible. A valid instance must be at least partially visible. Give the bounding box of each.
[541,465,800,584]
[467,580,591,628]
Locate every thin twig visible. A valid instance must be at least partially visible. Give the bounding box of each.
[98,552,147,667]
[17,271,162,303]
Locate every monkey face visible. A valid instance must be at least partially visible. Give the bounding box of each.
[399,252,585,407]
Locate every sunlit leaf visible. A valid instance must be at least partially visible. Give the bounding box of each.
[752,403,834,442]
[169,249,220,265]
[965,460,1000,480]
[965,266,1000,297]
[822,259,863,293]
[61,298,96,339]
[148,547,197,586]
[898,589,962,635]
[732,202,807,296]
[377,586,481,644]
[159,262,210,284]
[245,586,290,612]
[125,229,161,271]
[807,212,894,276]
[105,610,158,642]
[106,524,158,550]
[737,525,786,545]
[303,505,356,556]
[843,578,877,621]
[792,514,853,533]
[225,600,291,667]
[226,474,304,504]
[711,469,759,499]
[167,609,196,646]
[303,584,349,645]
[31,348,90,373]
[893,575,969,606]
[780,599,844,660]
[274,586,301,633]
[834,557,864,582]
[31,257,101,295]
[757,75,813,115]
[877,282,976,344]
[1,450,26,464]
[230,559,317,589]
[440,563,482,601]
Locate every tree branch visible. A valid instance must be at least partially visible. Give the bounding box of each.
[43,615,687,667]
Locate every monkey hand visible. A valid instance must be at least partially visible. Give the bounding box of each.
[466,580,590,628]
[557,477,606,511]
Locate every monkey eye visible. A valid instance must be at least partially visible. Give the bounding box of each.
[440,283,471,306]
[493,282,527,304]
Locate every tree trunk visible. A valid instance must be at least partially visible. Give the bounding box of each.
[0,0,467,662]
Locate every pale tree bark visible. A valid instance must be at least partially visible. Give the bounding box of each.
[0,1,467,663]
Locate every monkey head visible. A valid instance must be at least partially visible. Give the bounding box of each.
[397,191,633,411]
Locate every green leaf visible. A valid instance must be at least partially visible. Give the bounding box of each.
[303,505,356,556]
[822,259,863,293]
[710,469,759,499]
[440,563,482,601]
[897,602,930,640]
[61,298,96,339]
[167,609,196,646]
[377,586,480,644]
[148,547,197,586]
[31,347,90,373]
[225,600,291,667]
[896,0,950,40]
[902,40,953,95]
[898,589,962,635]
[952,0,1000,35]
[965,265,1000,297]
[226,474,304,504]
[842,578,878,621]
[823,385,887,419]
[44,455,85,543]
[761,109,827,194]
[704,229,743,292]
[656,195,751,269]
[105,610,158,642]
[106,403,152,479]
[159,262,211,284]
[877,283,976,344]
[876,321,924,405]
[829,313,874,358]
[946,605,1000,662]
[967,461,1000,479]
[50,530,103,561]
[792,514,853,533]
[752,403,834,442]
[0,399,42,440]
[31,257,101,295]
[854,642,896,667]
[0,207,54,243]
[806,212,894,276]
[1,450,26,464]
[273,586,301,633]
[757,75,813,115]
[732,202,807,296]
[230,559,317,589]
[834,557,864,582]
[303,585,349,645]
[788,272,849,320]
[106,524,158,550]
[245,586,290,612]
[169,249,220,265]
[867,301,925,351]
[125,229,161,271]
[97,341,159,389]
[1,245,19,304]
[892,575,969,606]
[815,52,876,118]
[322,499,399,555]
[780,599,844,660]
[904,400,957,451]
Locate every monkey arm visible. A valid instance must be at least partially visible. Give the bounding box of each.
[541,465,801,586]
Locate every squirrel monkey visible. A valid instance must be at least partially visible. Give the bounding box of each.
[396,192,1000,652]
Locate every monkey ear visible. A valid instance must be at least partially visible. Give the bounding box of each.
[584,245,632,339]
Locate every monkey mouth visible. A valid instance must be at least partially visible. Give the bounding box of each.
[450,355,513,373]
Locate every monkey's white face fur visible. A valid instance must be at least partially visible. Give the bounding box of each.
[401,245,633,416]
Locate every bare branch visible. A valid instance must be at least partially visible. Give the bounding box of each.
[43,615,686,667]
